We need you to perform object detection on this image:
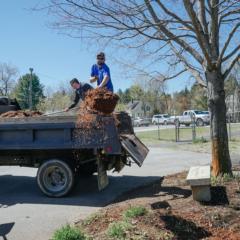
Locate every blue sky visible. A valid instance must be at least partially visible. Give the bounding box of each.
[0,1,193,94]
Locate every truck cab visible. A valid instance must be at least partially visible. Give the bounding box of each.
[176,110,210,127]
[0,96,21,114]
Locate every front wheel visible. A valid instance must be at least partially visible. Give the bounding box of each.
[37,159,74,197]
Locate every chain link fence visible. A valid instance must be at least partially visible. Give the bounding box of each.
[135,113,240,143]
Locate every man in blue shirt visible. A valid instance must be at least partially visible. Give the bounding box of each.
[90,52,114,92]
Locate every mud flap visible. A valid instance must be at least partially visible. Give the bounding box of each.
[97,156,109,191]
[120,134,149,167]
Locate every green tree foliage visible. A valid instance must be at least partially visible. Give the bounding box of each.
[13,73,44,110]
[173,88,191,114]
[38,90,72,113]
[190,84,208,110]
[117,88,131,104]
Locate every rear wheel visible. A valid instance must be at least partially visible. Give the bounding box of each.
[196,118,204,127]
[37,159,74,197]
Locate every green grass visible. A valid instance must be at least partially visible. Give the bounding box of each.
[192,136,208,144]
[136,123,240,143]
[51,225,88,240]
[211,172,240,186]
[107,221,132,239]
[124,206,147,218]
[136,126,211,143]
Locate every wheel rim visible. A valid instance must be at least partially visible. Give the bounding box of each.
[43,166,68,193]
[197,120,203,126]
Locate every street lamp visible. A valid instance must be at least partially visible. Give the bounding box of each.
[29,68,33,110]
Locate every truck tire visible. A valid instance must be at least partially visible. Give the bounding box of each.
[196,118,204,127]
[37,159,74,197]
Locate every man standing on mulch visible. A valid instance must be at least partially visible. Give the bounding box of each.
[90,52,114,92]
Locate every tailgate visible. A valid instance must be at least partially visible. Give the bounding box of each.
[120,134,149,167]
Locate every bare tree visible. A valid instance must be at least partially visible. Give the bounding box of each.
[0,63,18,96]
[43,0,240,176]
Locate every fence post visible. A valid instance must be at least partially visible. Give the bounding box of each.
[228,120,231,141]
[175,122,179,142]
[157,118,160,140]
[192,116,196,142]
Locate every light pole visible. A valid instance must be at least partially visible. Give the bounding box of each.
[29,68,33,110]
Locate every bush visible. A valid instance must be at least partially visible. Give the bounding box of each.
[193,137,208,144]
[124,206,147,218]
[51,225,87,240]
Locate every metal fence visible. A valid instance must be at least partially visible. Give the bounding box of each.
[134,113,240,143]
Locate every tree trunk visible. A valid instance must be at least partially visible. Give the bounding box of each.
[206,69,232,176]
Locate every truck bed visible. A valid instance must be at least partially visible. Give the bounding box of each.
[0,115,121,152]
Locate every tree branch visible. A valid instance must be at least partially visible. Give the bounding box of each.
[222,44,240,62]
[169,42,206,87]
[144,0,204,65]
[223,53,240,79]
[183,0,212,66]
[218,23,240,65]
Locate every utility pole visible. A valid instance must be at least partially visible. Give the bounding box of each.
[29,68,33,110]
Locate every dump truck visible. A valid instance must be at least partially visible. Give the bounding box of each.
[0,112,148,197]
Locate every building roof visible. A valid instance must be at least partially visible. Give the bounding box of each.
[127,101,140,110]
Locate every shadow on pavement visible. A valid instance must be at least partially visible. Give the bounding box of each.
[0,222,15,240]
[0,174,161,208]
[113,177,191,203]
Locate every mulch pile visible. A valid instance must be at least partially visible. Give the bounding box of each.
[76,170,240,240]
[0,110,43,118]
[73,88,119,157]
[83,88,119,115]
[76,88,119,128]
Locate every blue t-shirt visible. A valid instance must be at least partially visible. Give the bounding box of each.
[91,63,113,92]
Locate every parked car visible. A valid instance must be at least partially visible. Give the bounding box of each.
[133,117,151,127]
[152,114,170,125]
[167,116,178,125]
[173,110,210,127]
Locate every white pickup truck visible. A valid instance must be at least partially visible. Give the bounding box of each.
[173,110,210,127]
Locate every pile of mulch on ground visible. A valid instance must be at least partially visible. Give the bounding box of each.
[76,170,240,240]
[0,110,43,118]
[83,88,119,114]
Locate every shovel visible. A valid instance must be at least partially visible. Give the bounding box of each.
[43,107,79,116]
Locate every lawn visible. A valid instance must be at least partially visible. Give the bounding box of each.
[136,123,240,156]
[136,126,211,143]
[136,123,240,144]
